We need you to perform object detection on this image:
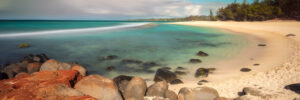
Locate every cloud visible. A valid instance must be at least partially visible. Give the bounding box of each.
[0,0,202,19]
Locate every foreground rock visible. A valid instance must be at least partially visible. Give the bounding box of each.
[154,68,177,82]
[0,70,84,99]
[124,77,147,100]
[40,59,72,71]
[74,75,122,100]
[113,75,133,95]
[165,90,178,100]
[178,87,219,100]
[3,61,29,78]
[146,81,168,97]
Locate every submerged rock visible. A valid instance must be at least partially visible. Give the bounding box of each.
[197,51,209,56]
[154,68,177,82]
[240,68,251,72]
[176,67,186,70]
[74,75,122,100]
[19,43,30,48]
[98,56,106,61]
[253,64,260,66]
[122,59,143,64]
[143,62,157,67]
[106,55,119,60]
[190,59,202,63]
[195,68,209,78]
[178,87,219,100]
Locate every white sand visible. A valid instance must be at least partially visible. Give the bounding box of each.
[167,21,300,99]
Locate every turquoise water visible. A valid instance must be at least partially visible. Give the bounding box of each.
[0,21,248,78]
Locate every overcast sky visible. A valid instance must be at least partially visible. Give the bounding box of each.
[0,0,252,20]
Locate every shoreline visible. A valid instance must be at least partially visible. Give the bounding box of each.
[168,21,300,99]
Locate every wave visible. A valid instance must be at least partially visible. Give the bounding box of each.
[0,22,150,38]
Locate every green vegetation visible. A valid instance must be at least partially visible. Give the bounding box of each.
[217,0,300,21]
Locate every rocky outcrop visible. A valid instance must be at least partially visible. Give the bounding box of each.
[154,68,177,83]
[178,87,219,100]
[71,65,87,76]
[74,75,122,100]
[0,70,83,99]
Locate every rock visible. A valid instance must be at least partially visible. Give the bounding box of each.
[257,44,266,46]
[74,75,122,100]
[122,59,143,64]
[107,55,118,60]
[3,63,27,78]
[215,97,229,100]
[27,62,41,73]
[124,77,147,100]
[160,67,171,70]
[285,83,300,94]
[98,56,106,61]
[195,68,209,78]
[198,80,209,85]
[0,70,82,99]
[40,59,72,71]
[241,87,271,99]
[197,51,208,56]
[178,87,219,100]
[208,68,216,72]
[154,68,177,82]
[113,75,133,95]
[199,80,209,83]
[143,62,157,67]
[144,96,168,100]
[253,64,260,66]
[174,70,187,75]
[176,67,186,70]
[19,43,30,48]
[286,33,296,37]
[15,72,29,78]
[165,90,178,100]
[146,81,168,97]
[106,66,115,71]
[35,53,49,63]
[71,65,87,76]
[170,79,183,85]
[190,59,202,63]
[197,82,203,85]
[0,72,8,80]
[240,68,251,72]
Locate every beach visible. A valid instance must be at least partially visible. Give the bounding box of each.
[168,21,300,99]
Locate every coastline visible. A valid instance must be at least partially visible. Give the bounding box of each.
[168,21,300,99]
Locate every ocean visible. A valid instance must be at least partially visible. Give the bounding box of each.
[0,20,248,78]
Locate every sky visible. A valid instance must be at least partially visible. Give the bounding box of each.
[0,0,253,20]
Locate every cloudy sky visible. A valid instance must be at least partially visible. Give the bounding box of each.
[0,0,252,20]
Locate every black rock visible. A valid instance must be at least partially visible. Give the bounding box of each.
[286,33,296,37]
[240,68,251,72]
[170,79,184,85]
[107,55,118,60]
[122,59,143,64]
[106,66,115,71]
[154,68,177,83]
[258,44,267,46]
[285,83,300,94]
[190,59,202,63]
[0,72,8,80]
[174,70,187,75]
[197,51,208,56]
[195,68,209,78]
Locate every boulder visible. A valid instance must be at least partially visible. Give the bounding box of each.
[40,59,72,71]
[195,68,209,78]
[27,62,41,73]
[240,68,251,72]
[0,70,82,99]
[124,77,147,100]
[178,87,219,100]
[19,43,30,48]
[165,90,178,100]
[113,75,133,95]
[146,81,168,97]
[107,55,118,60]
[3,63,27,78]
[71,65,87,76]
[190,59,202,63]
[197,51,208,56]
[122,59,143,64]
[22,54,49,63]
[170,79,184,85]
[74,75,122,100]
[285,83,300,94]
[154,68,177,82]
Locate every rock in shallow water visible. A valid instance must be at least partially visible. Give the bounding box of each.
[197,51,209,56]
[195,68,209,78]
[154,68,177,82]
[190,59,202,63]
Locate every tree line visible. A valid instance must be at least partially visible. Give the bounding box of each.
[216,0,300,21]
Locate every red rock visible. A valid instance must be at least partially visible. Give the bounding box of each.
[0,70,83,99]
[71,65,87,76]
[27,62,41,73]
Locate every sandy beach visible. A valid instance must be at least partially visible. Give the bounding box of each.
[168,21,300,99]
